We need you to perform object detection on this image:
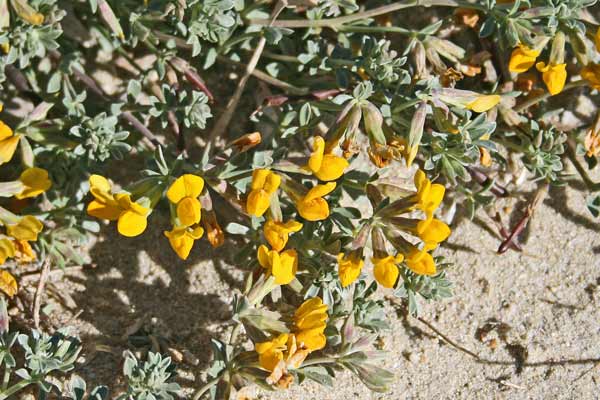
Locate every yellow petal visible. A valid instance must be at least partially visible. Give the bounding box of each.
[297,197,329,221]
[0,135,20,165]
[596,27,600,53]
[263,172,281,194]
[166,174,204,204]
[6,215,43,241]
[257,244,271,269]
[308,136,325,173]
[0,120,13,141]
[536,62,567,95]
[405,249,436,275]
[16,167,52,199]
[313,154,349,181]
[508,45,540,73]
[295,330,326,352]
[0,238,16,264]
[466,95,501,113]
[164,226,201,260]
[176,197,201,227]
[304,182,336,202]
[337,253,363,287]
[272,249,297,285]
[87,199,122,220]
[0,270,17,298]
[117,210,148,237]
[295,297,327,326]
[414,169,429,194]
[250,169,271,190]
[246,189,271,217]
[264,220,303,252]
[416,218,451,245]
[373,256,399,288]
[14,240,36,263]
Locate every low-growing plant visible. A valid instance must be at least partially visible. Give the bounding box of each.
[0,0,599,398]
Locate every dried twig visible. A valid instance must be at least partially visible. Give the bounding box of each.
[204,1,288,156]
[491,212,522,251]
[249,0,460,28]
[32,260,51,329]
[497,184,548,254]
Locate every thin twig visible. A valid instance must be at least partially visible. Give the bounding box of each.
[416,316,481,360]
[32,260,51,330]
[498,183,548,254]
[491,212,522,251]
[204,1,288,156]
[218,56,309,95]
[248,0,461,28]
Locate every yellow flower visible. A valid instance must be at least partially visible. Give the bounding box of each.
[595,27,600,53]
[307,136,349,181]
[86,175,149,237]
[114,193,150,237]
[264,219,303,251]
[466,94,501,113]
[582,63,600,91]
[372,254,404,288]
[405,248,436,275]
[166,174,204,227]
[0,238,16,264]
[0,120,20,165]
[14,240,36,263]
[296,182,336,221]
[508,45,540,73]
[337,252,364,287]
[536,62,567,95]
[87,175,122,220]
[294,297,328,351]
[246,169,281,217]
[256,333,289,371]
[416,218,451,250]
[412,170,445,218]
[16,168,52,199]
[164,225,204,260]
[257,245,298,285]
[0,270,17,298]
[6,215,43,241]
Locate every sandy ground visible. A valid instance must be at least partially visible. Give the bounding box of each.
[38,172,599,400]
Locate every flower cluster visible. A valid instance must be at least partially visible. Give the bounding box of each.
[255,297,328,387]
[0,114,51,297]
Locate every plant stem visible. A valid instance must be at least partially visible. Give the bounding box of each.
[0,379,32,400]
[32,259,51,329]
[337,25,413,35]
[2,368,10,391]
[191,375,222,400]
[497,183,548,254]
[514,80,587,112]
[565,139,600,192]
[249,0,463,28]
